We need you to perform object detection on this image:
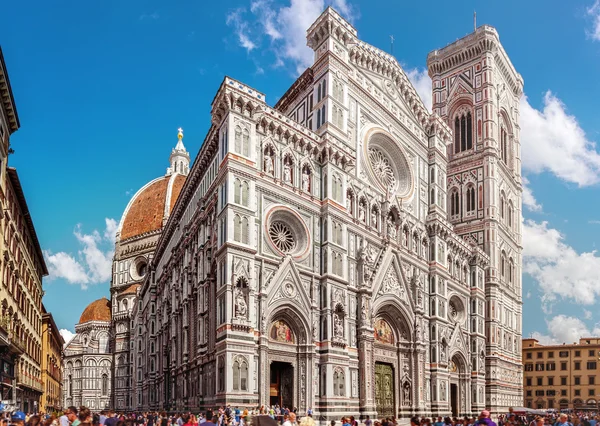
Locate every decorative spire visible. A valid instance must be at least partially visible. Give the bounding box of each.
[167,127,190,176]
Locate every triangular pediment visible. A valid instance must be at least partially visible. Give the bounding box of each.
[448,75,474,100]
[266,256,311,314]
[371,249,414,309]
[448,321,469,359]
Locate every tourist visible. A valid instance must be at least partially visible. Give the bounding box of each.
[478,411,497,426]
[11,412,27,426]
[555,415,572,426]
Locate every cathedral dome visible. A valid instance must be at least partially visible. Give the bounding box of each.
[79,297,111,324]
[117,129,190,242]
[118,174,186,241]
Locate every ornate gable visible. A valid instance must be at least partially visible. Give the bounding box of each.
[266,256,311,315]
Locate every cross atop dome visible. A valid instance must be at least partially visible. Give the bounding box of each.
[167,127,190,176]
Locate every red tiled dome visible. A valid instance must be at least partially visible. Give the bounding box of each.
[119,174,186,241]
[79,297,111,324]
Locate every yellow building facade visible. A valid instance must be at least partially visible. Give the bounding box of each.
[41,306,63,413]
[523,338,600,410]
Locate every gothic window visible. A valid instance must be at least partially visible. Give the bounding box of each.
[234,179,250,206]
[333,79,343,100]
[500,192,506,220]
[234,214,249,244]
[450,188,460,217]
[242,128,250,157]
[500,125,509,165]
[454,110,473,154]
[101,374,108,396]
[508,201,514,228]
[466,185,476,213]
[321,105,326,127]
[98,333,109,353]
[501,251,507,279]
[234,126,242,154]
[220,127,228,160]
[509,258,514,285]
[333,368,345,396]
[322,79,327,99]
[232,360,240,391]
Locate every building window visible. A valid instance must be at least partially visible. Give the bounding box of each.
[590,389,596,396]
[559,351,569,358]
[575,377,581,385]
[548,352,554,358]
[333,368,345,397]
[233,215,249,245]
[453,111,473,154]
[547,363,556,371]
[561,389,567,396]
[535,363,544,371]
[561,377,567,386]
[234,179,250,206]
[526,378,532,386]
[590,350,596,357]
[587,361,597,370]
[590,376,596,385]
[466,186,476,213]
[101,374,108,396]
[500,125,509,164]
[561,362,567,371]
[526,390,532,396]
[548,377,554,386]
[526,353,532,359]
[525,363,533,372]
[449,189,459,217]
[575,362,581,370]
[575,389,581,396]
[537,378,543,386]
[575,351,581,357]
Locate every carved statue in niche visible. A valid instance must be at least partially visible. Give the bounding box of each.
[235,290,247,319]
[403,382,411,406]
[387,214,396,239]
[302,166,311,192]
[371,209,378,228]
[358,202,366,222]
[312,317,318,340]
[264,154,274,174]
[440,382,446,401]
[333,313,344,338]
[361,299,370,323]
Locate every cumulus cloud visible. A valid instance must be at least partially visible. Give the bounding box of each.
[532,315,600,345]
[587,0,600,41]
[520,92,600,186]
[44,219,116,290]
[227,0,356,75]
[522,176,542,212]
[523,219,600,305]
[406,68,432,112]
[59,329,75,347]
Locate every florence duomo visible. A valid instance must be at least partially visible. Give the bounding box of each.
[59,6,524,420]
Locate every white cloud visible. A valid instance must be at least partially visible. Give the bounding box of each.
[585,309,593,320]
[532,315,600,345]
[522,176,542,212]
[59,329,75,347]
[589,220,600,225]
[406,68,432,112]
[226,8,257,53]
[587,0,600,41]
[520,91,600,186]
[525,291,532,299]
[229,0,356,75]
[44,219,116,290]
[523,219,600,305]
[139,12,159,20]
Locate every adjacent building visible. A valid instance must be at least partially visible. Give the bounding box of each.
[63,298,112,410]
[523,338,600,411]
[41,305,64,413]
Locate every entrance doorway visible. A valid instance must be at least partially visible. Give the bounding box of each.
[375,362,395,418]
[450,383,458,416]
[270,362,294,409]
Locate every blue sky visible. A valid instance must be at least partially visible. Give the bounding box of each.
[2,0,600,344]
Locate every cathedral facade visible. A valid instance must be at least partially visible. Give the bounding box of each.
[100,7,523,418]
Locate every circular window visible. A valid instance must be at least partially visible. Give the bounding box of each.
[448,296,465,323]
[265,206,310,260]
[364,130,414,198]
[130,257,148,281]
[269,221,296,253]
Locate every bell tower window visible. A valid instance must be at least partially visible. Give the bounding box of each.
[453,109,473,154]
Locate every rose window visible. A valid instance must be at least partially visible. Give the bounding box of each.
[269,221,296,253]
[364,131,414,198]
[369,148,397,192]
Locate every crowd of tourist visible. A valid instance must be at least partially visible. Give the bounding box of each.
[7,405,600,426]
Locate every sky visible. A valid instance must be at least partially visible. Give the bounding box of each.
[2,0,600,346]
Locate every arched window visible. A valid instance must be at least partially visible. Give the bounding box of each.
[234,215,242,242]
[98,333,109,353]
[501,251,506,279]
[509,258,514,285]
[500,193,506,219]
[466,186,476,213]
[508,201,514,228]
[450,188,460,217]
[454,109,474,154]
[232,360,240,391]
[234,178,241,204]
[241,217,249,244]
[241,361,248,391]
[101,374,108,396]
[241,181,249,206]
[501,126,508,164]
[333,369,345,396]
[242,128,250,157]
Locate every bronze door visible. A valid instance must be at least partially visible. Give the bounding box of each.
[375,363,395,418]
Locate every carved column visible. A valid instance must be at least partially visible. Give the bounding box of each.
[357,293,376,417]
